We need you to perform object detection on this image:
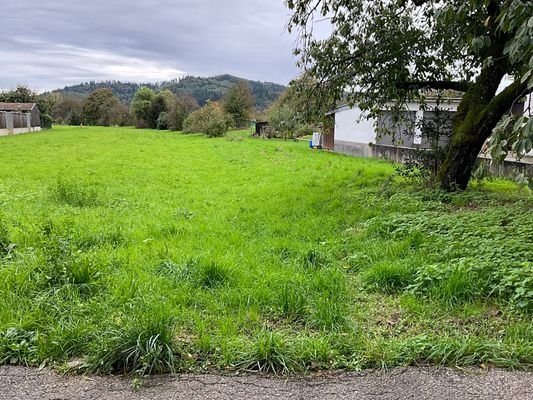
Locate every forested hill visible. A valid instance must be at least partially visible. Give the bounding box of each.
[52,74,286,110]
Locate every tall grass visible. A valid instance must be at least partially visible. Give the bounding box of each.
[0,126,530,374]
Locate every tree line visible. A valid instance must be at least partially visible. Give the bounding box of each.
[52,74,286,110]
[0,78,324,140]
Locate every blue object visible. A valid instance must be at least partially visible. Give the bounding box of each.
[309,140,313,148]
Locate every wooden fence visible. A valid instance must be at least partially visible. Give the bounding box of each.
[0,112,31,130]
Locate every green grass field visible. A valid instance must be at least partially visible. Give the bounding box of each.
[0,126,531,374]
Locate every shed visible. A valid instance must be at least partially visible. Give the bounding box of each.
[0,103,42,136]
[254,121,269,137]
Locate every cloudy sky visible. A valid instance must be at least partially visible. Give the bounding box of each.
[1,0,321,91]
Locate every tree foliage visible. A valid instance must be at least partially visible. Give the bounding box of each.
[82,88,124,126]
[167,94,199,131]
[267,75,329,138]
[52,75,284,110]
[287,0,533,190]
[183,101,231,137]
[222,81,255,127]
[130,87,156,128]
[51,95,84,125]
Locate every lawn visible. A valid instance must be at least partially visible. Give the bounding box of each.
[0,126,531,374]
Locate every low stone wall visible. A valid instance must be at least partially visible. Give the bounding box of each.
[334,140,373,158]
[0,126,42,136]
[370,143,532,179]
[477,156,533,178]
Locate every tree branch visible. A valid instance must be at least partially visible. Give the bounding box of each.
[401,80,472,92]
[480,78,530,129]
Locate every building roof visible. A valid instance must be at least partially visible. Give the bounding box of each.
[0,102,37,112]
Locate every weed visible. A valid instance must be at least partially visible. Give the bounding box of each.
[0,126,531,373]
[301,249,332,269]
[362,262,414,293]
[277,283,307,321]
[196,261,231,289]
[50,176,100,207]
[156,258,231,289]
[309,296,347,331]
[0,215,14,257]
[88,312,178,375]
[236,330,301,374]
[0,327,39,365]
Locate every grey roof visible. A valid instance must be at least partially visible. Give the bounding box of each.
[0,103,37,112]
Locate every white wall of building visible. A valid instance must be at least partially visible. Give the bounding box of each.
[334,106,375,144]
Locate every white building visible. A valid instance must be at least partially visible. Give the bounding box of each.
[330,98,461,158]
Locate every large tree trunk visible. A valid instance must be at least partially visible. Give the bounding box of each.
[438,123,489,191]
[437,76,528,191]
[436,33,531,192]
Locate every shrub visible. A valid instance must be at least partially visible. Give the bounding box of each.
[156,112,169,130]
[183,101,231,137]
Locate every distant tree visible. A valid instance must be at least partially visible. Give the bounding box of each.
[51,94,84,125]
[82,88,123,126]
[150,90,175,129]
[0,85,53,128]
[266,76,325,138]
[183,101,231,137]
[222,82,255,128]
[167,93,199,131]
[131,87,156,128]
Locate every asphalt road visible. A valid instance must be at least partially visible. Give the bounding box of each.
[0,366,531,400]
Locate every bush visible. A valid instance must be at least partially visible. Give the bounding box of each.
[156,112,169,130]
[183,101,231,137]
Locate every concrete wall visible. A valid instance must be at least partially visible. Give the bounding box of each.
[0,126,42,136]
[334,140,373,157]
[372,143,533,179]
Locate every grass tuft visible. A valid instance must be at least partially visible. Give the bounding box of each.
[50,176,100,207]
[236,331,301,374]
[88,312,178,375]
[362,262,414,293]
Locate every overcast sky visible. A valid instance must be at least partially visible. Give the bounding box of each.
[0,0,321,91]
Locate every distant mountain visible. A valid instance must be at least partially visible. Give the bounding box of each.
[52,74,287,110]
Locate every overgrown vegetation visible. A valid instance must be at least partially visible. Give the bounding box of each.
[183,101,232,137]
[0,126,531,375]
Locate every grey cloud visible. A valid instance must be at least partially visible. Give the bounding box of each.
[1,0,300,90]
